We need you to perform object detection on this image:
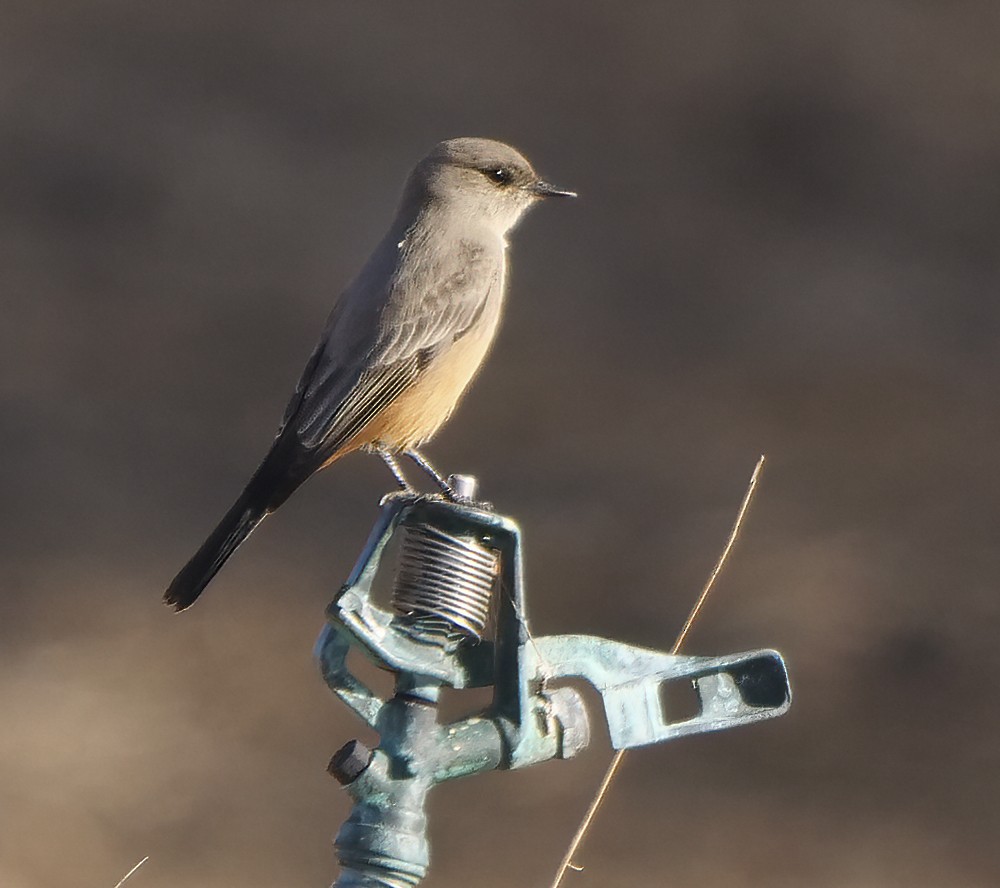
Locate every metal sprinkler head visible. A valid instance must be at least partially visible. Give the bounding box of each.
[316,483,791,887]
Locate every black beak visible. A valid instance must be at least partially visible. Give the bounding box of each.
[532,180,578,198]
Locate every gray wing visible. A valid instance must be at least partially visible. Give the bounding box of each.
[284,238,501,459]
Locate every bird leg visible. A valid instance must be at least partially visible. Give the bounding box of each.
[375,447,413,492]
[403,448,460,500]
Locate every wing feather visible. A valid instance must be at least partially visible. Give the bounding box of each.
[284,237,500,458]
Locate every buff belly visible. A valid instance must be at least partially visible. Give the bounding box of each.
[338,314,500,458]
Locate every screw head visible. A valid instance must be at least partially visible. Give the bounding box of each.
[447,474,478,501]
[327,739,373,785]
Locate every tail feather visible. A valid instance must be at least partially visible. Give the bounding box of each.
[164,492,268,612]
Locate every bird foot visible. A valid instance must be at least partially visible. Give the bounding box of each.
[375,448,490,507]
[374,448,415,492]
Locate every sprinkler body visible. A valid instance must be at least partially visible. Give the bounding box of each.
[317,490,791,887]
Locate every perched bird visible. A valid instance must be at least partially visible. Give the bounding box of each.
[164,137,575,611]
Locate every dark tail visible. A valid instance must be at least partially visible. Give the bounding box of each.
[164,490,268,612]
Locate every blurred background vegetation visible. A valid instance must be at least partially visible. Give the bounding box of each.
[3,2,1000,886]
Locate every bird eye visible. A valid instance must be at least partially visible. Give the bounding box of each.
[485,167,512,185]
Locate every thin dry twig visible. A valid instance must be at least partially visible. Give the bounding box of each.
[547,454,766,888]
[111,856,149,888]
[669,454,766,656]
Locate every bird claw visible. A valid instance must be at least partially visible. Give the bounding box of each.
[376,448,492,509]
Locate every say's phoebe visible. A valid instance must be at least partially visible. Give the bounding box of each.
[164,137,574,611]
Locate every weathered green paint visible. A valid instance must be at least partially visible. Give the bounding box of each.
[317,493,791,887]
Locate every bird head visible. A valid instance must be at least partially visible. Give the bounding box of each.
[404,137,576,234]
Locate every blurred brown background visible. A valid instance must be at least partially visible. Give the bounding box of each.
[3,2,1000,886]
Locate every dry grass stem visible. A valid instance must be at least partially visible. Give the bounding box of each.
[547,455,766,888]
[112,856,149,888]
